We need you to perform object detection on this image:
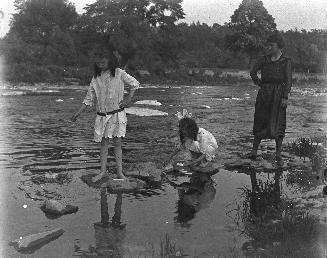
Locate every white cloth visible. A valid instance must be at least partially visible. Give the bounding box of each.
[185,128,218,161]
[83,68,139,142]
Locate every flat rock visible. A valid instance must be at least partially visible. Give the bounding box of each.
[10,228,64,252]
[281,152,294,159]
[125,162,163,184]
[224,159,251,169]
[41,200,78,217]
[31,172,72,184]
[102,178,147,193]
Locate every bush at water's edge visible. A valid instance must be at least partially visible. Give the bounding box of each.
[3,63,326,86]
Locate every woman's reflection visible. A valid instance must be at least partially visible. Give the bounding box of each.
[169,174,216,228]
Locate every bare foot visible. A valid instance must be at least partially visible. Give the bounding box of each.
[116,174,127,180]
[92,172,107,183]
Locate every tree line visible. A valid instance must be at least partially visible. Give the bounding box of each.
[1,0,326,83]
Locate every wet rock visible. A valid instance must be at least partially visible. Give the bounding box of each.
[302,123,310,127]
[224,158,251,169]
[318,128,324,132]
[134,100,162,106]
[32,172,72,184]
[126,162,163,184]
[102,178,147,193]
[260,159,274,170]
[287,158,312,168]
[280,152,294,159]
[41,200,78,216]
[125,107,168,117]
[10,228,64,251]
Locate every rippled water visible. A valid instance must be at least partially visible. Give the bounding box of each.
[0,83,326,257]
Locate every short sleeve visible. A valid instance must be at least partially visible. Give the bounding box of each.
[119,69,140,90]
[83,78,96,106]
[198,129,218,161]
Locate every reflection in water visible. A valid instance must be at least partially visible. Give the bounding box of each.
[248,169,282,220]
[170,174,216,228]
[77,189,126,257]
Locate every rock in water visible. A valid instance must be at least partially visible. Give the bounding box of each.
[41,200,78,216]
[10,228,64,251]
[224,159,251,169]
[102,178,147,193]
[42,200,65,215]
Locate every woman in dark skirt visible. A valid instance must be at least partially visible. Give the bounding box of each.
[247,33,292,166]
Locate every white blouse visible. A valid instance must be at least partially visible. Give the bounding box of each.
[185,128,218,161]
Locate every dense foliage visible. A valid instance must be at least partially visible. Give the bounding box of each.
[0,0,326,83]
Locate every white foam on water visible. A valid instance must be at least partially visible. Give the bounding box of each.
[196,92,203,95]
[134,100,162,106]
[56,99,64,102]
[1,91,26,96]
[231,97,243,100]
[201,105,211,109]
[32,90,60,93]
[125,107,168,116]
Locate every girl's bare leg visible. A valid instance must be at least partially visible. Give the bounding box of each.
[92,137,110,182]
[113,137,126,179]
[275,137,284,166]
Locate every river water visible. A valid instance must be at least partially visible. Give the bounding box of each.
[0,83,326,257]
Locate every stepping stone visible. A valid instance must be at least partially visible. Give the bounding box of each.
[80,174,110,188]
[281,152,294,159]
[32,173,71,184]
[10,228,64,252]
[102,178,147,194]
[40,200,78,217]
[125,162,163,185]
[224,159,251,169]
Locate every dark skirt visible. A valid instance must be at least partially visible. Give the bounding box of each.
[253,83,286,139]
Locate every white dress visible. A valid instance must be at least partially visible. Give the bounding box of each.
[83,68,139,142]
[184,128,218,162]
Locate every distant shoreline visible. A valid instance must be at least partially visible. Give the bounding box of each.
[2,67,326,87]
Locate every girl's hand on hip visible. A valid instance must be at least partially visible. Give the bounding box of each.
[281,98,288,108]
[119,96,132,108]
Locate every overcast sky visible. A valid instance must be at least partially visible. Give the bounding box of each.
[1,0,327,37]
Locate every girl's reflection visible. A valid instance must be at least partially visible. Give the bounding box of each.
[91,190,126,257]
[169,174,216,228]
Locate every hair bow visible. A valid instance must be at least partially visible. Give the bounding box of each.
[176,109,192,120]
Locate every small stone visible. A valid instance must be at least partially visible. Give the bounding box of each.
[41,200,78,216]
[318,128,324,132]
[10,228,64,251]
[224,159,251,169]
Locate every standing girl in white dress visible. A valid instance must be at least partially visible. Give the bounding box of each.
[71,47,140,182]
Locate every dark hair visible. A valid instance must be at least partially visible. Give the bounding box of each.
[92,46,120,78]
[179,117,199,144]
[266,32,285,49]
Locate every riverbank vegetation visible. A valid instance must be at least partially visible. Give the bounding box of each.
[0,0,326,85]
